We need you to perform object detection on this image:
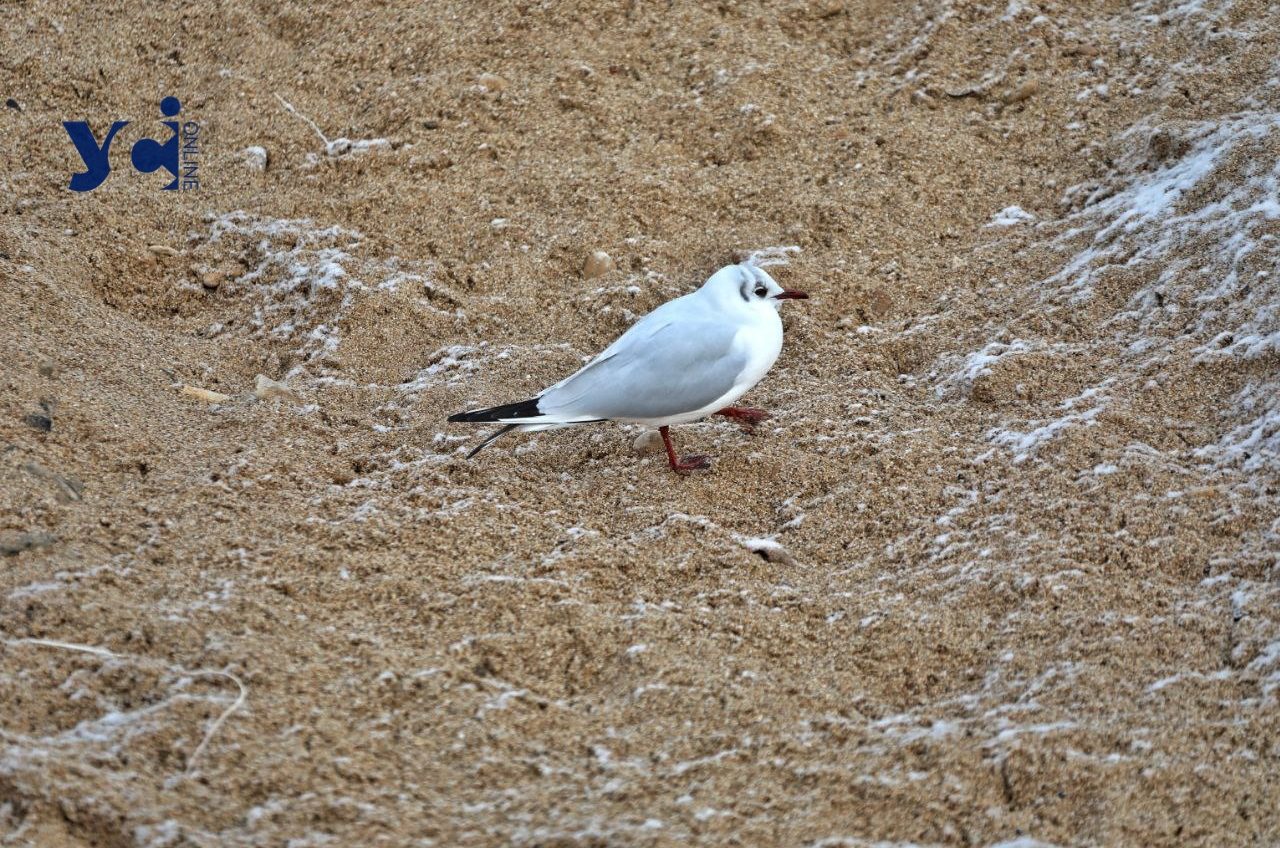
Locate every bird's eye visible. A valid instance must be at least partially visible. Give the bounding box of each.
[754,285,768,297]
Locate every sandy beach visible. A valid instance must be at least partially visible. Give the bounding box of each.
[2,1,1278,845]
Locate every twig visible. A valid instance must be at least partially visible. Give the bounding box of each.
[273,92,330,147]
[183,669,248,773]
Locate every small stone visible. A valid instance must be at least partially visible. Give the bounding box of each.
[22,413,52,432]
[242,146,268,171]
[582,250,614,280]
[148,244,179,257]
[865,289,893,318]
[423,119,441,130]
[1002,78,1039,105]
[477,73,508,93]
[912,90,937,109]
[254,374,294,401]
[812,0,844,18]
[21,462,82,502]
[5,98,20,110]
[180,385,232,404]
[633,430,663,455]
[409,152,454,172]
[740,537,797,567]
[200,270,224,290]
[1,531,56,557]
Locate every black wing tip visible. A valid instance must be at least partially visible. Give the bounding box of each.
[448,397,541,423]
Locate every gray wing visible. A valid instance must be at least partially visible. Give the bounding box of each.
[538,319,746,421]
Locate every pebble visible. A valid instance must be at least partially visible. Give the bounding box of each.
[1002,78,1039,105]
[582,250,614,279]
[148,244,179,257]
[254,374,294,401]
[22,461,82,502]
[912,89,938,109]
[1,531,57,557]
[478,73,508,93]
[181,385,232,404]
[633,430,663,455]
[812,0,845,18]
[740,538,797,567]
[200,270,224,290]
[243,146,268,171]
[1063,44,1099,58]
[23,412,52,432]
[409,152,454,172]
[865,289,893,318]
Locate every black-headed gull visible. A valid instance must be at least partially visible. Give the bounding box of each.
[448,263,808,473]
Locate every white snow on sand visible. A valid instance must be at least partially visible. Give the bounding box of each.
[987,205,1037,227]
[196,212,456,380]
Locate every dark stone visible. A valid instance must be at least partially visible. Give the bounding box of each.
[23,413,52,432]
[1,531,57,556]
[4,98,19,110]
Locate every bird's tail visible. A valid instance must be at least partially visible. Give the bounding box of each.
[449,398,549,460]
[449,397,603,428]
[449,397,605,459]
[447,397,542,423]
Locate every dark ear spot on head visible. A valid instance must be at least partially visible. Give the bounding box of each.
[738,266,754,302]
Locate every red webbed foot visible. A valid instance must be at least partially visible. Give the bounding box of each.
[716,406,771,431]
[659,426,713,475]
[672,454,712,474]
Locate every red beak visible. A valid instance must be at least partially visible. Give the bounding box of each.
[774,289,809,300]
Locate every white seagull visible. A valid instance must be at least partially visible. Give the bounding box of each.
[448,262,808,473]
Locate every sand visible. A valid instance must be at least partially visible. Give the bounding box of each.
[1,0,1278,845]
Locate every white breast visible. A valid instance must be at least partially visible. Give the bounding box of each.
[658,309,784,426]
[731,312,784,395]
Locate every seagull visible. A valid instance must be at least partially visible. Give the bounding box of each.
[448,262,808,473]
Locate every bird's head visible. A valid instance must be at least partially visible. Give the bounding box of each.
[701,264,809,312]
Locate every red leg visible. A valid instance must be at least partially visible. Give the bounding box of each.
[716,406,771,430]
[659,425,711,474]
